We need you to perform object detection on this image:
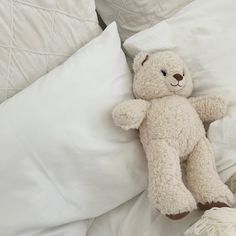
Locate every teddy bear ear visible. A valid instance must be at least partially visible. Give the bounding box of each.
[133,51,150,73]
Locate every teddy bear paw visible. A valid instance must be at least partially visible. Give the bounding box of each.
[197,201,229,210]
[166,211,190,220]
[151,186,197,220]
[164,195,196,220]
[194,181,236,209]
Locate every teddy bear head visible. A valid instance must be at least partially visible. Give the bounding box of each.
[132,51,193,100]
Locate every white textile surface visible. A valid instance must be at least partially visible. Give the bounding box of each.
[0,23,147,236]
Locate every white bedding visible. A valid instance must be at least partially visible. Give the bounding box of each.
[0,23,147,236]
[124,0,236,183]
[95,0,192,41]
[88,0,236,235]
[88,192,236,236]
[1,0,236,235]
[0,0,101,103]
[87,191,202,236]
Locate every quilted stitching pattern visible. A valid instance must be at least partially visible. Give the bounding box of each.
[96,0,193,41]
[0,0,101,102]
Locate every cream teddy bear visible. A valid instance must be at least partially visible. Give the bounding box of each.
[112,51,235,220]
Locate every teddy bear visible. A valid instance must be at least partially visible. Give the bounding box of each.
[112,51,235,220]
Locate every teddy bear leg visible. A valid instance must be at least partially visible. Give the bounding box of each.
[146,140,197,220]
[186,137,235,210]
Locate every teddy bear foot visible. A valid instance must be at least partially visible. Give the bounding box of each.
[166,211,190,220]
[197,202,229,211]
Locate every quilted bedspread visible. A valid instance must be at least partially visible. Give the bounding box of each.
[0,0,101,103]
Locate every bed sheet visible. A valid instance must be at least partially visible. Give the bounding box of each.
[88,190,236,236]
[87,191,203,236]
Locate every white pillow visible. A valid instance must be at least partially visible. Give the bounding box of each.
[0,0,101,103]
[95,0,192,41]
[0,23,147,236]
[123,0,236,182]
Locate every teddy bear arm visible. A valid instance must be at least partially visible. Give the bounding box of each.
[189,95,227,122]
[112,99,150,130]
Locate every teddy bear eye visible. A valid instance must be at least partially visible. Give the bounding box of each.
[183,70,185,76]
[141,55,149,66]
[161,70,167,76]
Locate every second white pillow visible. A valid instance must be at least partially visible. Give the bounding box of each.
[123,0,236,182]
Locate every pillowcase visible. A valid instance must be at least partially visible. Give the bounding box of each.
[123,0,236,182]
[95,0,192,41]
[0,23,147,236]
[0,0,101,103]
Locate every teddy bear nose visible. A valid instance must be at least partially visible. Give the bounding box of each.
[173,74,183,81]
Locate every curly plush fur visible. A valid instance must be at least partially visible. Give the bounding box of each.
[113,51,235,220]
